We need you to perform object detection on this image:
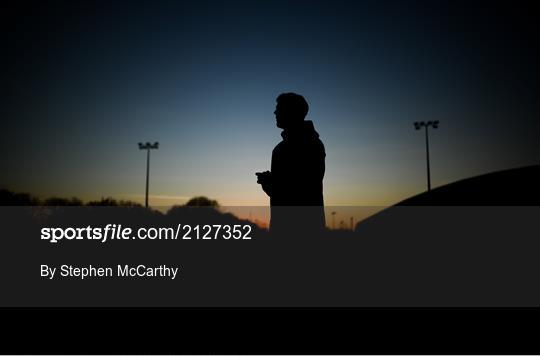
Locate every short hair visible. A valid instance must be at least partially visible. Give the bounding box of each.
[276,92,309,119]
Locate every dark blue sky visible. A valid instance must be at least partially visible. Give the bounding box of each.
[3,0,539,206]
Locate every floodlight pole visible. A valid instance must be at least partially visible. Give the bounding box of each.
[414,121,439,192]
[425,125,431,191]
[138,142,159,207]
[145,148,150,207]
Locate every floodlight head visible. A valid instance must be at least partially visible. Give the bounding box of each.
[414,122,421,130]
[138,142,144,149]
[154,142,159,149]
[432,120,440,129]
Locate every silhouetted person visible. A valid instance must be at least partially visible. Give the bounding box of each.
[256,93,326,234]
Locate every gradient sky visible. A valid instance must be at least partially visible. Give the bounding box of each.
[3,0,539,207]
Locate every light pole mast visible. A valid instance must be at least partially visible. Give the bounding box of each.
[138,142,159,207]
[414,121,439,191]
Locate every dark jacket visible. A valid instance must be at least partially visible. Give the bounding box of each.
[268,120,326,232]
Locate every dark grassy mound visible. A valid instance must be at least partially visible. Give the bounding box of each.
[397,165,540,206]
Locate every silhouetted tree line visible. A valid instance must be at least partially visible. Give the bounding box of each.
[0,189,141,206]
[0,189,219,209]
[0,188,265,233]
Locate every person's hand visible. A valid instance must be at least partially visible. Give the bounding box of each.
[256,171,273,197]
[256,171,271,184]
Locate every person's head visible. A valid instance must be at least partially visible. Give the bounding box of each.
[274,92,309,129]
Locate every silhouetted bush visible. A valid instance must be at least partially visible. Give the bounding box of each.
[184,196,219,207]
[0,189,41,205]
